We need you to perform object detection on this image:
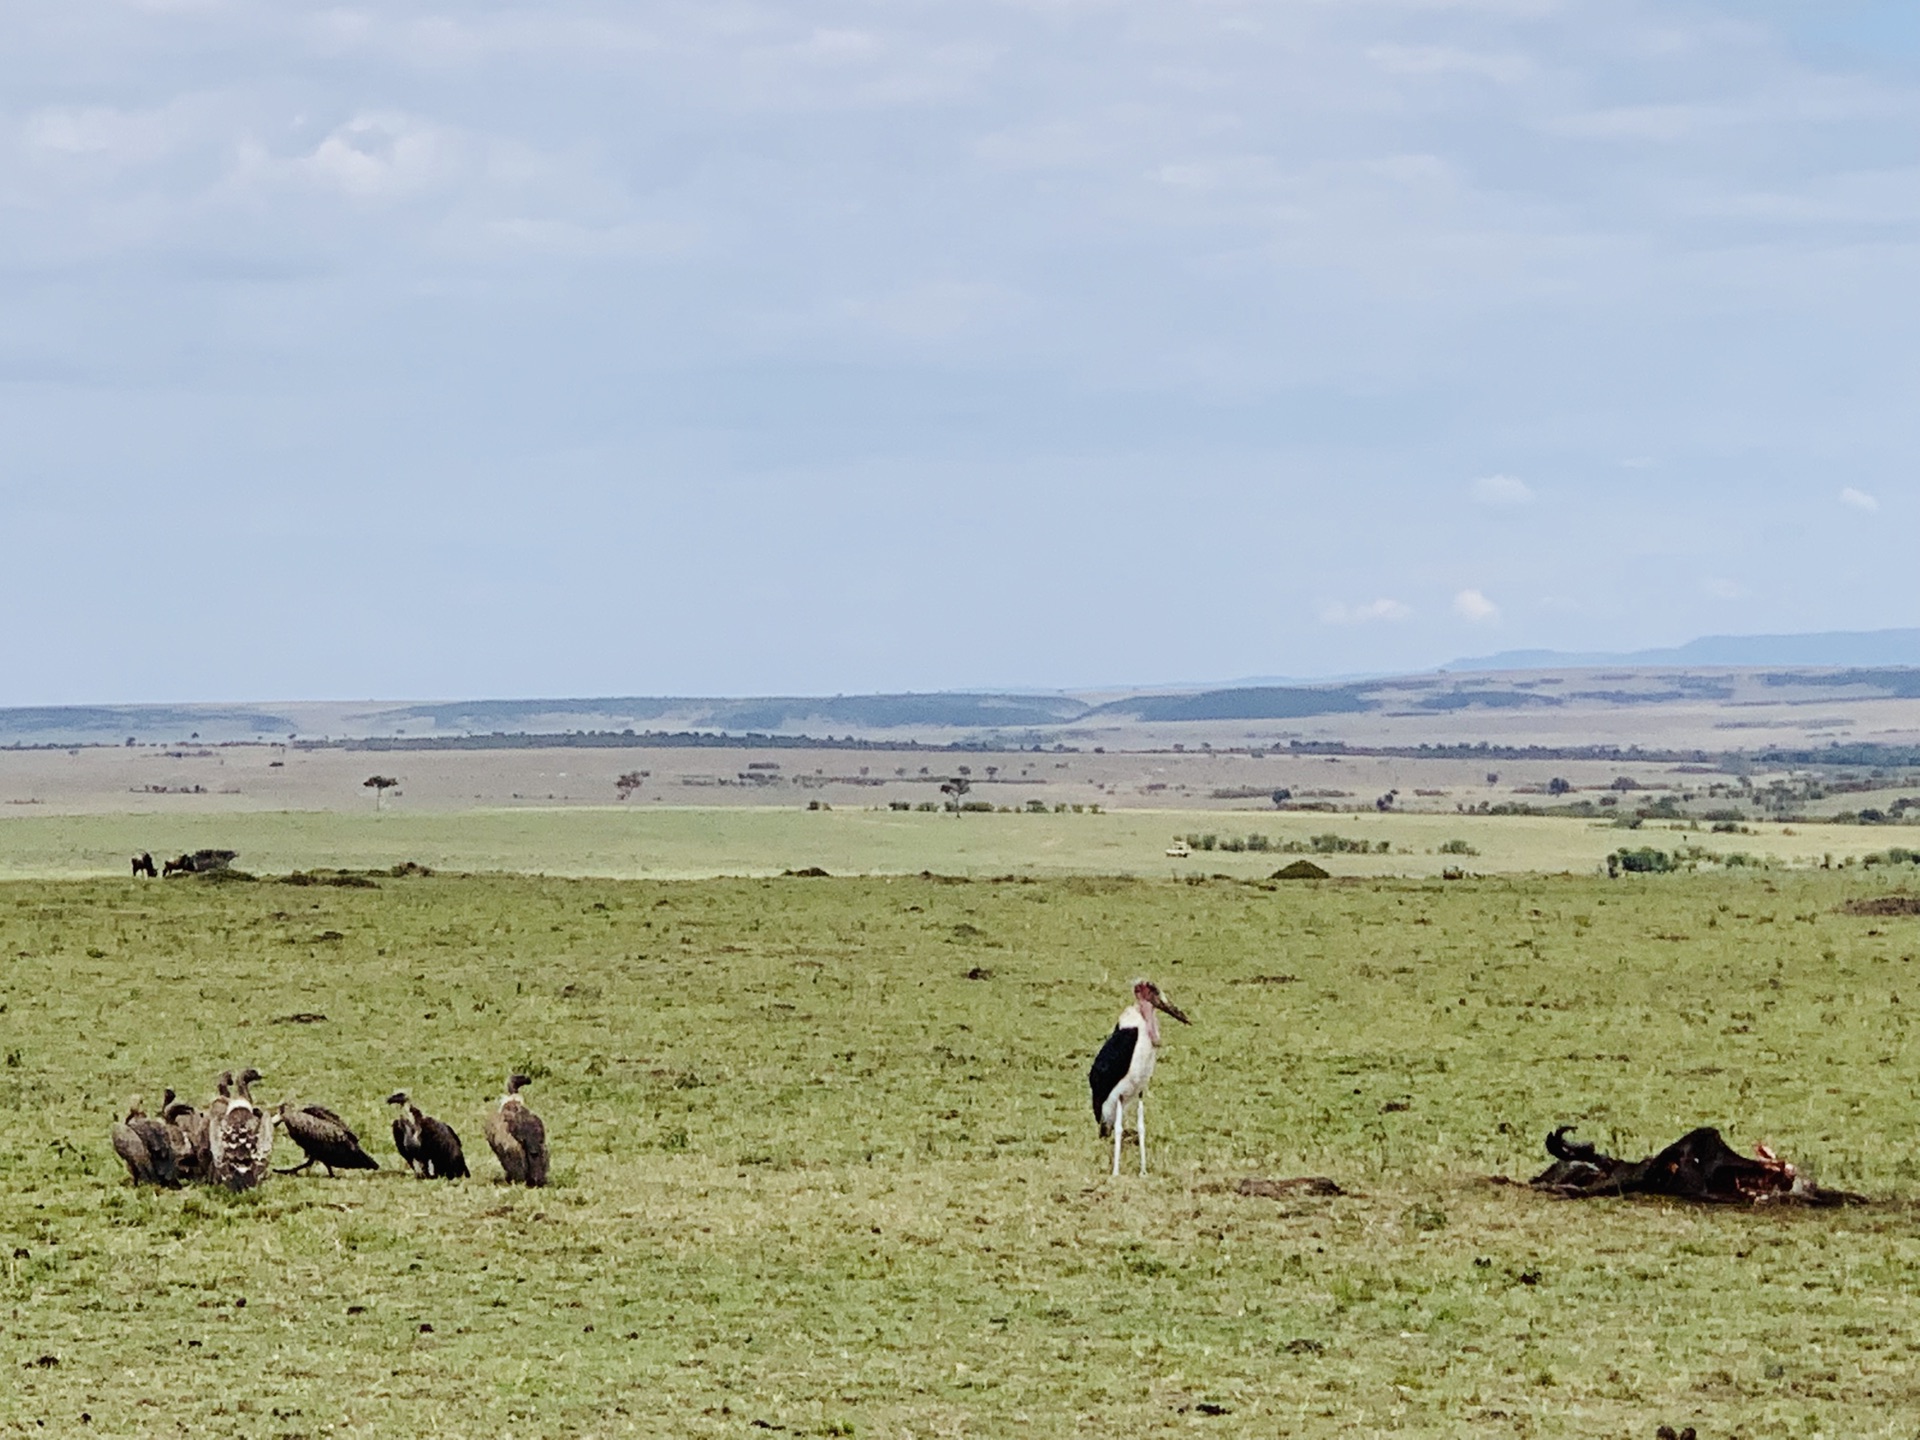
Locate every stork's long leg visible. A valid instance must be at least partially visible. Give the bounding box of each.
[1138,1095,1148,1176]
[1111,1101,1124,1176]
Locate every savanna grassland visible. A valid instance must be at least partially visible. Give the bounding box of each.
[6,867,1920,1437]
[0,805,1901,882]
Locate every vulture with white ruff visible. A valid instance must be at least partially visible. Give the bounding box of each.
[484,1074,548,1186]
[209,1067,274,1191]
[387,1091,469,1178]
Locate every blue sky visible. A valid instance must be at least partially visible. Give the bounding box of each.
[4,0,1919,702]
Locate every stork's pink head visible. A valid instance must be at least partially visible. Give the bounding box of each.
[1134,980,1191,1026]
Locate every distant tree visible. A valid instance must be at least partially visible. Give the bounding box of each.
[1485,772,1499,785]
[615,770,649,801]
[940,776,972,812]
[1271,788,1292,809]
[364,775,400,811]
[1548,777,1572,796]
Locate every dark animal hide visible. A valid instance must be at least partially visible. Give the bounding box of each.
[1529,1126,1865,1206]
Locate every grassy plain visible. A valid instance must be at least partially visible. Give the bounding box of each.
[0,804,1904,882]
[5,868,1920,1436]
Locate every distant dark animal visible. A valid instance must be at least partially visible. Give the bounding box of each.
[1530,1126,1864,1205]
[131,853,157,879]
[1087,979,1191,1176]
[387,1091,468,1179]
[275,1101,379,1176]
[111,1097,180,1187]
[484,1074,548,1186]
[209,1067,273,1190]
[161,849,238,878]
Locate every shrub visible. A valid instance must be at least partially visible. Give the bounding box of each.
[1437,839,1477,856]
[1607,846,1676,876]
[1863,847,1920,867]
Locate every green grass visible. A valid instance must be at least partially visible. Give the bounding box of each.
[0,804,1900,881]
[6,868,1920,1435]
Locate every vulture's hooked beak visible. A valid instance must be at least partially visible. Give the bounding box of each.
[385,1092,408,1106]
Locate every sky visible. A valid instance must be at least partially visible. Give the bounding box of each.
[5,0,1920,703]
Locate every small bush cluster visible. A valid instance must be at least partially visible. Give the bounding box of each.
[1863,847,1920,867]
[1181,833,1274,853]
[1285,834,1391,855]
[1608,846,1677,876]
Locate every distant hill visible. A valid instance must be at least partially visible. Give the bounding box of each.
[392,693,1091,734]
[1082,684,1375,722]
[11,629,1920,750]
[1449,629,1920,671]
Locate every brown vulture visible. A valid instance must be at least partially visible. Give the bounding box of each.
[387,1092,468,1178]
[274,1101,379,1176]
[157,1088,208,1182]
[111,1097,180,1187]
[209,1067,273,1191]
[484,1074,548,1186]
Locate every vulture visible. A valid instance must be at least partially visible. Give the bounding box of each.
[274,1101,379,1176]
[387,1092,468,1178]
[484,1074,548,1186]
[192,1072,232,1179]
[111,1097,180,1187]
[158,1089,208,1182]
[209,1067,274,1191]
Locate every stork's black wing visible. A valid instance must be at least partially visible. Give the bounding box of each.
[1088,1026,1139,1127]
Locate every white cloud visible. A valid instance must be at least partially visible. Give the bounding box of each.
[1320,597,1412,625]
[20,100,208,169]
[476,217,698,260]
[1545,103,1736,142]
[303,113,459,200]
[1470,474,1534,506]
[1453,588,1500,622]
[1367,45,1532,84]
[1840,486,1880,512]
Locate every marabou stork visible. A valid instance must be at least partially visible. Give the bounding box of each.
[1087,979,1190,1176]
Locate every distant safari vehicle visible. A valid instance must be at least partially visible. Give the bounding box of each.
[1165,840,1190,858]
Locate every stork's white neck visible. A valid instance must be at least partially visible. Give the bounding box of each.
[1140,1002,1160,1047]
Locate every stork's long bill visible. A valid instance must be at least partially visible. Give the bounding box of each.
[1134,980,1191,1046]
